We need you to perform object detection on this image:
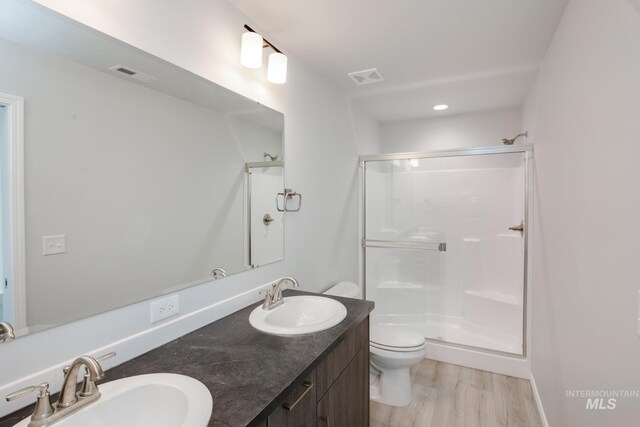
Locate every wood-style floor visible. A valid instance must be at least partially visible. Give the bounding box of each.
[370,359,543,427]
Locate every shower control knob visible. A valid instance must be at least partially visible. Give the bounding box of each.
[263,213,275,225]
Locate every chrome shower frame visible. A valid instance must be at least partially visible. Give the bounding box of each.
[358,144,533,359]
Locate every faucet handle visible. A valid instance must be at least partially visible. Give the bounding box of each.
[6,383,50,401]
[259,287,273,309]
[96,351,116,364]
[6,383,55,421]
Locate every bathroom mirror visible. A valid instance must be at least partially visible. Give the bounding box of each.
[0,0,284,338]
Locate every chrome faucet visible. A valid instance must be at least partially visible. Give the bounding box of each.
[58,355,105,407]
[260,276,299,310]
[211,267,227,280]
[0,321,15,342]
[6,352,115,427]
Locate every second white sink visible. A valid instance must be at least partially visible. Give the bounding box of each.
[249,295,347,335]
[13,373,212,427]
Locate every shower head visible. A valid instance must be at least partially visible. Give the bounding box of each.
[264,152,278,161]
[502,131,528,145]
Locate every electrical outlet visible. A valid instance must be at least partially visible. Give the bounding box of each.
[150,294,180,323]
[43,235,66,255]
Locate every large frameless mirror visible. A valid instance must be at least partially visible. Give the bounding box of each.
[0,0,284,338]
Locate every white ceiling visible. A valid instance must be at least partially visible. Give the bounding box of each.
[229,0,569,122]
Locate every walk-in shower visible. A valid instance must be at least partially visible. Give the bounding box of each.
[360,145,532,370]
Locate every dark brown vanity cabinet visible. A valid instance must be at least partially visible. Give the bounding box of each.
[266,317,369,427]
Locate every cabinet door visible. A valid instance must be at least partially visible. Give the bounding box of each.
[316,318,368,398]
[317,348,368,427]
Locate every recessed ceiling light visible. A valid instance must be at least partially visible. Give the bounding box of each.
[433,104,448,111]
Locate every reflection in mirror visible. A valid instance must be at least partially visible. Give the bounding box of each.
[246,162,284,267]
[0,0,284,338]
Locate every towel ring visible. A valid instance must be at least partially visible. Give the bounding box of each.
[276,188,302,212]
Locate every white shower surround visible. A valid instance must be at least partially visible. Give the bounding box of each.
[363,149,528,373]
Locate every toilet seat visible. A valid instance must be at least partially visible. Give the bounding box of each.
[370,341,426,353]
[370,324,426,352]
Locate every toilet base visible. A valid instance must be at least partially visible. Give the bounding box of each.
[369,365,412,407]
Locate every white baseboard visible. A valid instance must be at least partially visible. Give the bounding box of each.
[529,373,549,427]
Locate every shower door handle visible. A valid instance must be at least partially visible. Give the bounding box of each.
[509,220,524,236]
[362,240,447,251]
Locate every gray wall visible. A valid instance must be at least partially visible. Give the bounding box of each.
[524,0,640,425]
[380,107,522,153]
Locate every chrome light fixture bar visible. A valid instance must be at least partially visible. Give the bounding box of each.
[241,24,287,84]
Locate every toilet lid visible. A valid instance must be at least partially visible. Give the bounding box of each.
[370,325,425,349]
[323,282,360,298]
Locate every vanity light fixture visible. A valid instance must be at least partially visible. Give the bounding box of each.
[267,52,287,84]
[433,104,449,111]
[240,31,263,69]
[241,24,288,84]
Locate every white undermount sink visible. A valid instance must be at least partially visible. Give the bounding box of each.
[249,295,347,335]
[14,374,212,427]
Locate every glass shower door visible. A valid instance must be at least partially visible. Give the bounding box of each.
[363,151,527,355]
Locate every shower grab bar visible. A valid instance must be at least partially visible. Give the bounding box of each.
[362,240,447,252]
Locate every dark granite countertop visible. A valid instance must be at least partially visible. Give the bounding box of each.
[0,290,374,427]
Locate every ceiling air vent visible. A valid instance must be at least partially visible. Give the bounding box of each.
[108,65,157,83]
[347,68,384,86]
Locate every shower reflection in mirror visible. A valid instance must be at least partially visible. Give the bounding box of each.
[246,162,284,268]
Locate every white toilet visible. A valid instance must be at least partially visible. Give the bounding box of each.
[323,282,427,407]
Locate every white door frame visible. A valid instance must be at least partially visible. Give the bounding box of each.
[0,92,26,333]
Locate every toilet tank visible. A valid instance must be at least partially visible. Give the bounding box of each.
[323,281,362,299]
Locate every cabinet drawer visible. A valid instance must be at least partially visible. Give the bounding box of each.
[268,371,316,426]
[316,317,369,399]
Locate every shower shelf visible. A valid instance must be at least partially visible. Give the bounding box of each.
[464,290,520,306]
[377,281,442,291]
